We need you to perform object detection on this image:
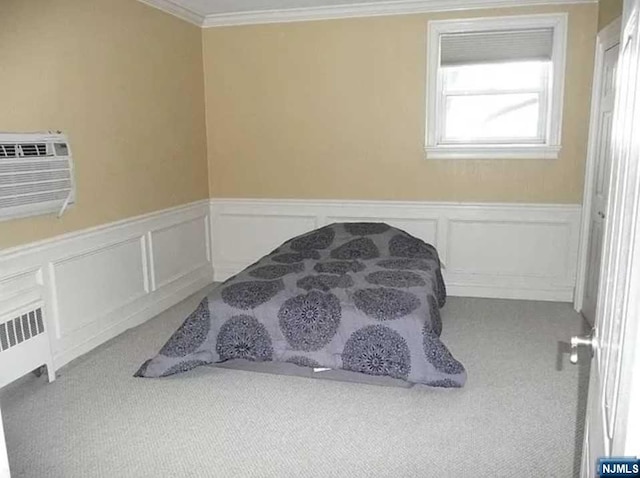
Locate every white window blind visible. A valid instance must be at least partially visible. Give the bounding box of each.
[440,28,554,66]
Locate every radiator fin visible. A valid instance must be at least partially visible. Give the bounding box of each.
[0,307,45,352]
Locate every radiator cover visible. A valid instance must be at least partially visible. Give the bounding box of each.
[0,301,55,388]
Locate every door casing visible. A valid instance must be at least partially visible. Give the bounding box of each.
[575,17,622,316]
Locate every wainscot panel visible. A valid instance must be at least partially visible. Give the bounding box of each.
[210,198,581,302]
[0,200,213,372]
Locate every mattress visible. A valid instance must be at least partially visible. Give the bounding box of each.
[136,223,466,388]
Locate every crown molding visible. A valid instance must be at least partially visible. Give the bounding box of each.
[137,0,206,26]
[201,0,596,28]
[138,0,597,28]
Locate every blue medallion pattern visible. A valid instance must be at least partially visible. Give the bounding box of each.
[271,251,320,264]
[365,270,426,288]
[159,298,210,357]
[342,325,411,379]
[377,258,432,271]
[221,280,284,310]
[278,291,341,351]
[353,287,420,321]
[216,315,273,362]
[435,268,446,307]
[344,222,391,236]
[313,260,365,274]
[389,234,437,259]
[290,227,335,251]
[249,263,304,280]
[136,222,464,387]
[428,294,442,336]
[297,274,354,292]
[330,237,380,260]
[422,325,465,375]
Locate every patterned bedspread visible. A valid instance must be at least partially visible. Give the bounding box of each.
[136,223,466,388]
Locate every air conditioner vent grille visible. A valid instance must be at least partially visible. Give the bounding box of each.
[0,159,69,174]
[0,308,45,353]
[0,143,50,158]
[0,145,16,158]
[0,170,70,186]
[0,190,70,209]
[0,132,75,221]
[0,179,72,198]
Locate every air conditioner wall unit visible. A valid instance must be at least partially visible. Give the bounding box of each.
[0,132,75,222]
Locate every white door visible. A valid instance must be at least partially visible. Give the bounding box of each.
[0,407,9,478]
[578,1,640,475]
[583,32,620,325]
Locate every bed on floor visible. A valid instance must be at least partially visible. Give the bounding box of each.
[136,223,466,388]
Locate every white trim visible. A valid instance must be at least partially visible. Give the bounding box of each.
[0,200,214,374]
[425,13,567,160]
[0,200,209,259]
[0,196,584,377]
[210,198,582,302]
[0,407,9,478]
[211,196,579,210]
[425,144,560,159]
[574,17,622,313]
[549,11,568,151]
[136,0,595,28]
[52,270,211,369]
[136,0,206,26]
[202,0,593,27]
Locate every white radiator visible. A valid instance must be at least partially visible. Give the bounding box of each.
[0,300,55,388]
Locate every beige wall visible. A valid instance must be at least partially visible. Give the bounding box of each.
[204,4,598,203]
[598,0,624,30]
[0,0,208,249]
[1,2,600,249]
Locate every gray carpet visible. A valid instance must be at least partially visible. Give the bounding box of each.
[1,285,590,478]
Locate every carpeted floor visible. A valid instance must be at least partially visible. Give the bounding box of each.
[1,285,590,478]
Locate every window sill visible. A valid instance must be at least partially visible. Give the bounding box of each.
[425,145,561,160]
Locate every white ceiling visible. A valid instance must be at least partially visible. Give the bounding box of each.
[140,0,597,27]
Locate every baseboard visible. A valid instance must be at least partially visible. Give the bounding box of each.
[52,268,212,369]
[210,198,582,302]
[0,196,582,381]
[0,200,214,373]
[446,283,575,302]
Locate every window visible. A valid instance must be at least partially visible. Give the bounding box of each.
[425,14,568,159]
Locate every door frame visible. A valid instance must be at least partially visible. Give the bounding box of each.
[611,1,640,454]
[0,406,9,478]
[580,0,640,463]
[617,220,640,455]
[575,17,623,313]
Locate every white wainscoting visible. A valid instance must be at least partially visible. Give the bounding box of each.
[0,200,213,372]
[0,197,581,379]
[211,198,582,302]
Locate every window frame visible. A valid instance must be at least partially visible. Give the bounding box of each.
[425,13,568,160]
